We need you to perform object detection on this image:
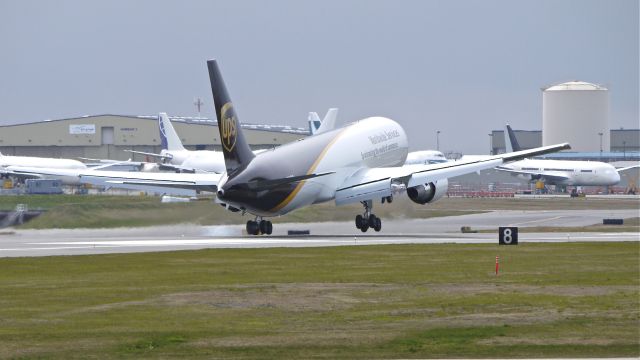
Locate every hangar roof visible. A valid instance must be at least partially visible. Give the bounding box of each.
[20,114,310,135]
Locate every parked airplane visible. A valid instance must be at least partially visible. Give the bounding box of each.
[122,113,225,173]
[0,152,90,185]
[6,60,569,234]
[496,125,627,186]
[0,152,86,170]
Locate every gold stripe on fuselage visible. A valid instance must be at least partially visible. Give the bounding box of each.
[269,128,347,213]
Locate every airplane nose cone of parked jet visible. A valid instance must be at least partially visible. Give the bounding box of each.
[602,164,620,185]
[612,168,621,185]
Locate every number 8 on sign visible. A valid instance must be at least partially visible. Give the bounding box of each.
[499,227,518,245]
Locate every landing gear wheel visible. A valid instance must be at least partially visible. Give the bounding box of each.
[259,220,273,235]
[373,217,382,232]
[355,200,380,233]
[246,220,260,235]
[368,214,377,228]
[358,216,369,229]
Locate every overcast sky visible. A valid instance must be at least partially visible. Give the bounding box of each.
[0,0,637,154]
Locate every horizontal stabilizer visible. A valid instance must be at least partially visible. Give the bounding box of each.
[105,180,217,192]
[243,172,334,191]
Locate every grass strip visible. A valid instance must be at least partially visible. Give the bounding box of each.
[0,242,637,358]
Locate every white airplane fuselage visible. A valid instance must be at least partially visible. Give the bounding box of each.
[405,150,448,164]
[159,149,225,173]
[502,159,620,186]
[0,155,87,185]
[0,155,86,170]
[217,116,409,217]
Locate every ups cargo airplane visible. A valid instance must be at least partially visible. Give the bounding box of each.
[6,60,570,235]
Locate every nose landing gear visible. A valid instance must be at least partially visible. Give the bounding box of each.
[354,200,382,232]
[246,217,273,235]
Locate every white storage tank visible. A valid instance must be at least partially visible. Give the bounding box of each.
[542,81,609,152]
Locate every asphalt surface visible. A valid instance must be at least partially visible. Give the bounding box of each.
[0,209,637,257]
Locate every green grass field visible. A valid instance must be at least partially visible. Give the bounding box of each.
[0,194,638,229]
[0,243,638,359]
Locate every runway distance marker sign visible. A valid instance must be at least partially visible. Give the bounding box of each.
[499,226,518,245]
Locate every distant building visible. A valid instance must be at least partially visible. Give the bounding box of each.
[542,81,610,152]
[0,114,309,161]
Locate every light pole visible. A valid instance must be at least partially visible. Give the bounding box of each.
[623,141,626,160]
[598,132,603,159]
[436,130,441,151]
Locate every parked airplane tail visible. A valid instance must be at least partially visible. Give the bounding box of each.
[308,113,321,134]
[505,124,522,152]
[207,60,255,177]
[158,113,186,151]
[308,108,338,135]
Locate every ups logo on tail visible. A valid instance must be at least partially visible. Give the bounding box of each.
[220,102,237,152]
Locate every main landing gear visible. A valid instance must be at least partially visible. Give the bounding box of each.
[355,200,382,232]
[246,217,273,235]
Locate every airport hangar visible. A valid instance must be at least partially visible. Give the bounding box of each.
[0,114,309,161]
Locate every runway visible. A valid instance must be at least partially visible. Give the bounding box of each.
[0,209,637,257]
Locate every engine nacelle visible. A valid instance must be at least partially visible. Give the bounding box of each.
[406,179,448,204]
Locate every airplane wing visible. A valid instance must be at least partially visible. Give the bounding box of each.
[4,166,221,195]
[79,171,220,192]
[334,143,570,205]
[156,163,222,174]
[494,166,570,182]
[616,164,640,172]
[0,166,44,180]
[123,149,172,160]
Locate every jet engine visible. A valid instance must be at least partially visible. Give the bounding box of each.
[406,179,448,204]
